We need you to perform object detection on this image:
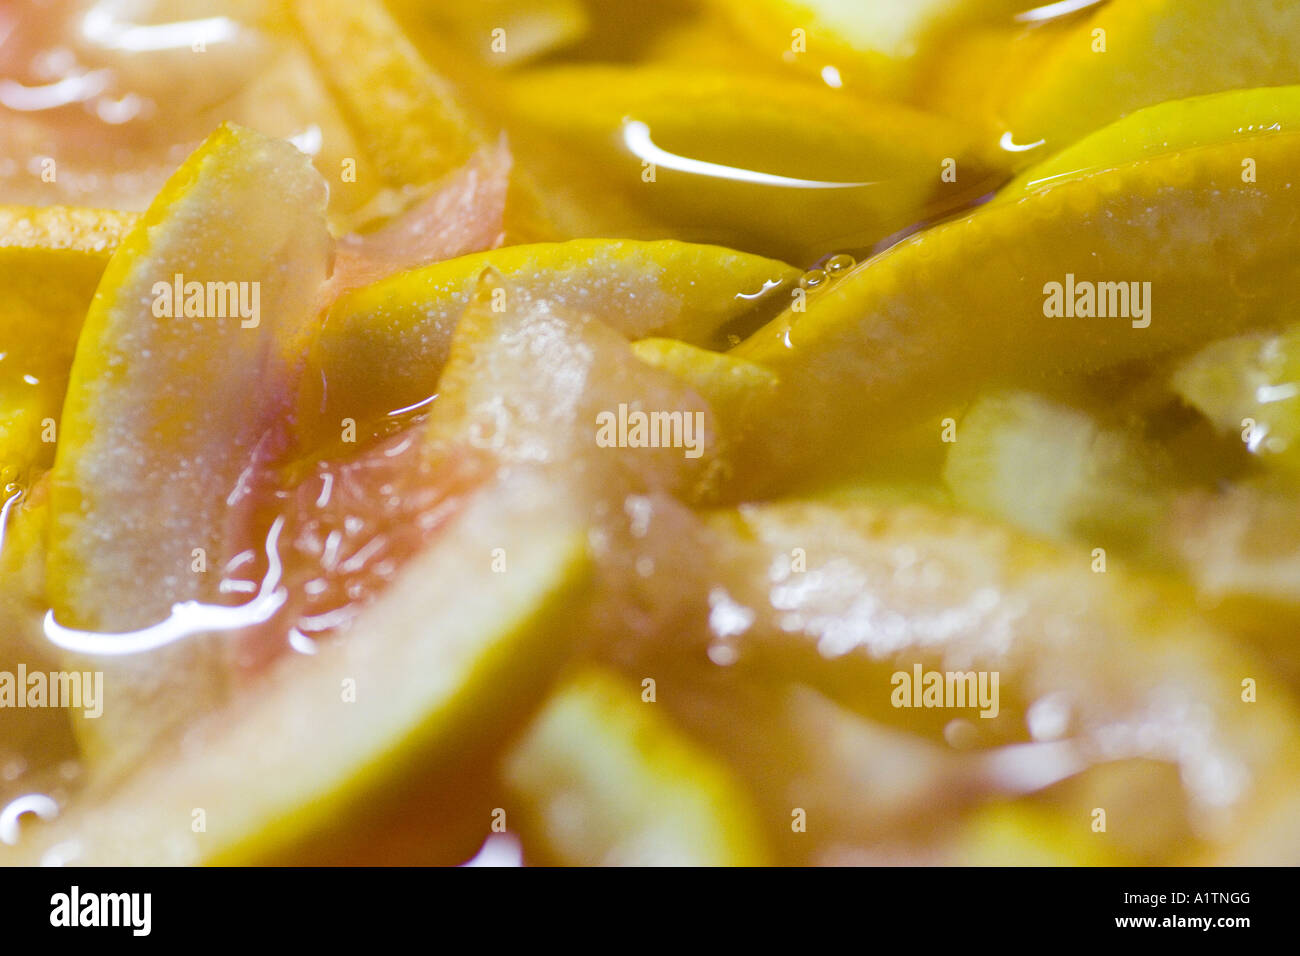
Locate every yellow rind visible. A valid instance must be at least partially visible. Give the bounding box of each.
[306,239,797,437]
[5,472,591,866]
[504,666,771,866]
[730,130,1300,495]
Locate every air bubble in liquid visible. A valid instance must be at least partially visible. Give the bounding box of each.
[799,269,827,290]
[825,253,856,276]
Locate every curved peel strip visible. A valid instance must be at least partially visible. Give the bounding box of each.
[46,124,330,771]
[305,239,797,438]
[502,65,1004,261]
[730,129,1300,495]
[1000,0,1300,155]
[6,471,591,865]
[290,0,479,188]
[999,86,1300,201]
[51,123,330,630]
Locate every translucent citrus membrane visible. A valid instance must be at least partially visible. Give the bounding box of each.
[322,140,512,301]
[220,421,489,676]
[6,465,590,865]
[43,413,489,685]
[0,1,260,203]
[0,1,367,217]
[1173,324,1300,478]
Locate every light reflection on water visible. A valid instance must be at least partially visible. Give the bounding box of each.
[0,69,110,111]
[1014,0,1108,24]
[621,119,876,191]
[80,5,242,54]
[41,517,288,657]
[0,792,58,846]
[460,833,524,867]
[0,488,23,559]
[998,130,1047,154]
